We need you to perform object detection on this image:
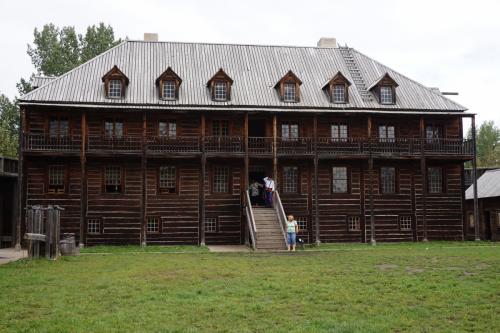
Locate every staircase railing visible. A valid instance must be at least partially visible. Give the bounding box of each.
[244,191,257,250]
[273,190,289,246]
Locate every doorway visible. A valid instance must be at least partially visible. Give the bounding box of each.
[249,119,266,137]
[484,212,492,240]
[248,165,269,207]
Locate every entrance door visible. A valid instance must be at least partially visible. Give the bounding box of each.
[248,165,269,207]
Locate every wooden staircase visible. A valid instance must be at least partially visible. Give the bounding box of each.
[252,208,287,250]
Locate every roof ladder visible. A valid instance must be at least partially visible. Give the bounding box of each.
[339,46,373,102]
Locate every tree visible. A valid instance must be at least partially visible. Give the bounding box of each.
[0,94,19,157]
[468,120,500,167]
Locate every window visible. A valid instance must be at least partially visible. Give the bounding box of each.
[205,217,217,233]
[378,125,395,142]
[296,217,307,232]
[214,81,228,101]
[49,117,69,138]
[426,125,442,143]
[347,216,360,231]
[282,123,299,141]
[213,167,229,193]
[108,79,123,98]
[428,167,443,193]
[333,84,346,103]
[380,167,396,194]
[399,215,412,230]
[105,120,124,139]
[331,124,348,141]
[48,165,66,194]
[147,217,160,233]
[332,167,348,193]
[87,218,101,234]
[212,120,229,136]
[159,166,177,193]
[283,83,296,102]
[159,121,176,139]
[104,166,122,193]
[283,166,299,193]
[497,212,500,228]
[162,80,176,100]
[468,213,475,230]
[380,86,393,104]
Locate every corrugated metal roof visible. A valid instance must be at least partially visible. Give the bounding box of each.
[30,76,58,89]
[19,40,467,112]
[465,169,500,200]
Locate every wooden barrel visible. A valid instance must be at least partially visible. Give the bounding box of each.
[60,233,79,256]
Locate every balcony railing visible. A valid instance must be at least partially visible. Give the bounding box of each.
[147,136,200,153]
[87,135,142,152]
[277,137,314,155]
[249,137,273,154]
[204,136,243,153]
[23,133,473,158]
[24,133,81,152]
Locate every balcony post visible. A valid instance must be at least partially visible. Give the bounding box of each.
[368,116,376,245]
[273,114,277,181]
[15,107,26,251]
[141,112,147,246]
[200,113,206,246]
[313,114,320,245]
[79,111,87,248]
[243,112,249,245]
[420,116,428,242]
[471,115,480,241]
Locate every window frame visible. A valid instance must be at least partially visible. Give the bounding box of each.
[330,123,348,142]
[425,124,444,143]
[399,215,412,231]
[427,166,445,194]
[46,164,68,194]
[47,115,70,138]
[281,122,299,141]
[295,216,308,234]
[104,119,125,139]
[331,166,350,194]
[87,218,102,235]
[283,82,297,102]
[102,166,124,194]
[211,119,230,137]
[211,166,231,194]
[378,124,396,142]
[379,85,395,104]
[282,166,300,194]
[213,81,229,101]
[380,166,397,194]
[205,217,218,233]
[158,166,178,194]
[158,120,177,139]
[146,216,161,234]
[108,79,123,99]
[161,80,177,100]
[347,215,361,232]
[332,84,347,104]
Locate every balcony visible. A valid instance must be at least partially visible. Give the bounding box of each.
[204,136,243,154]
[147,136,200,154]
[249,137,273,155]
[24,133,81,152]
[277,137,314,155]
[87,135,142,153]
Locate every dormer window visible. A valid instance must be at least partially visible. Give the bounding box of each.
[275,70,302,103]
[207,68,233,102]
[156,67,182,101]
[108,80,123,98]
[380,86,393,104]
[214,81,228,101]
[102,65,129,99]
[323,72,351,104]
[283,83,296,102]
[367,72,398,105]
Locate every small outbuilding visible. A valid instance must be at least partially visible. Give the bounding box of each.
[0,156,18,248]
[465,169,500,241]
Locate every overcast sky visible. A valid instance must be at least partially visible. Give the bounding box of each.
[1,0,499,128]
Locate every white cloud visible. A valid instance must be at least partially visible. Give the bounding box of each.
[1,0,499,126]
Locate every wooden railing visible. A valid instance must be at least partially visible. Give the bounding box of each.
[87,135,142,152]
[204,136,243,153]
[317,137,367,155]
[147,136,200,153]
[277,137,314,155]
[370,138,419,156]
[249,137,273,154]
[423,138,474,156]
[244,191,257,250]
[24,133,81,152]
[273,190,289,247]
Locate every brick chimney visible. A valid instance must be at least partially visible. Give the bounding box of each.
[144,33,159,42]
[317,37,337,48]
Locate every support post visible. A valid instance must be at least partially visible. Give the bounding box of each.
[471,115,480,241]
[200,113,206,246]
[420,116,428,242]
[15,108,26,251]
[243,112,249,245]
[141,112,147,246]
[272,114,278,181]
[79,111,87,248]
[313,114,320,245]
[368,116,376,245]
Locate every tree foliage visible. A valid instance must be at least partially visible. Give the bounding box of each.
[0,94,19,157]
[467,120,500,167]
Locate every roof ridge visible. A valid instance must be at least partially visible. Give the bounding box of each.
[20,40,128,101]
[350,48,468,111]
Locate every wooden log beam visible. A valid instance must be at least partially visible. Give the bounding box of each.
[200,113,206,246]
[368,116,376,245]
[471,115,480,241]
[420,116,428,242]
[272,114,277,181]
[313,114,320,245]
[243,112,249,245]
[79,111,87,248]
[15,107,26,251]
[141,111,147,246]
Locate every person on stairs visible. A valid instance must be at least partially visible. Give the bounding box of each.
[249,179,263,206]
[286,214,298,251]
[263,176,275,208]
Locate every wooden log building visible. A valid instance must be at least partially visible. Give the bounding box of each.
[17,36,478,248]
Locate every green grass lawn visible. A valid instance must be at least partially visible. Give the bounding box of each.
[0,242,498,333]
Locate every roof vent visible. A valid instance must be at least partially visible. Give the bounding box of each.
[317,37,337,48]
[144,33,159,42]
